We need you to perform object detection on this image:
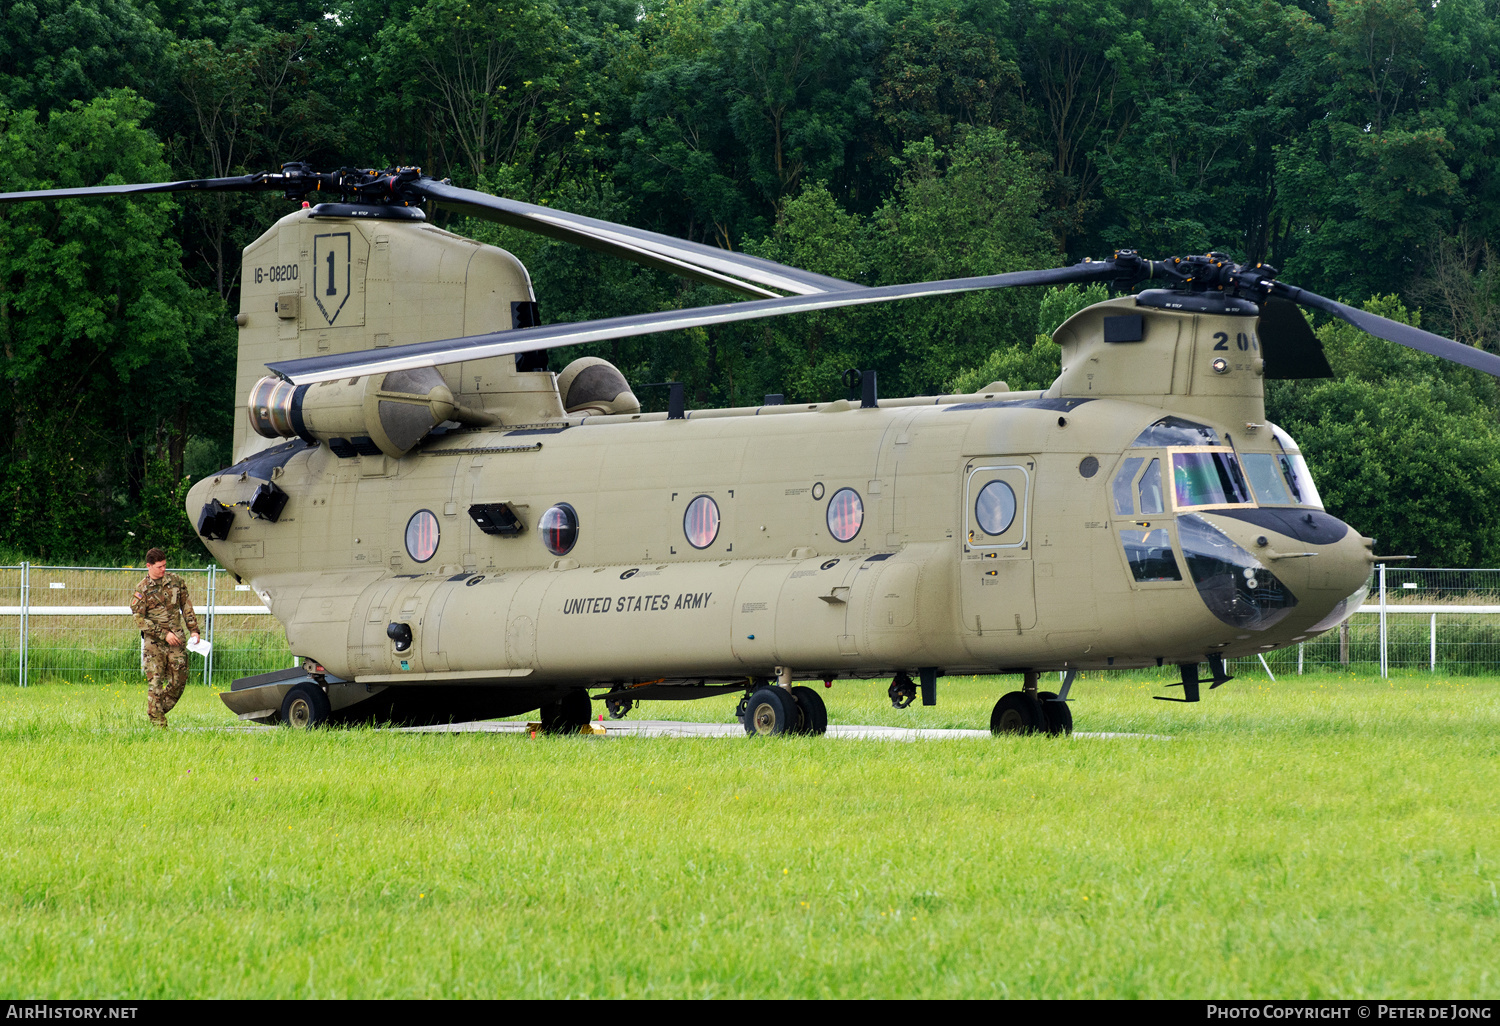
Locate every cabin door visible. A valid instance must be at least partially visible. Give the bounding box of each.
[959,458,1036,635]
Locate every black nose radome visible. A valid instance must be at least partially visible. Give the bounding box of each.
[1204,507,1349,546]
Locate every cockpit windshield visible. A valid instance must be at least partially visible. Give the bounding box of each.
[1237,425,1325,509]
[1270,424,1324,509]
[1114,419,1322,514]
[1170,448,1252,509]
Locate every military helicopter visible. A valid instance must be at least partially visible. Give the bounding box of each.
[6,165,1497,736]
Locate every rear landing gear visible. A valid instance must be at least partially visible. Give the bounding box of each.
[789,685,828,735]
[281,682,330,728]
[539,690,591,733]
[743,686,796,736]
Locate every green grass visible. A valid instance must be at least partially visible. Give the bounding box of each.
[1,671,1496,998]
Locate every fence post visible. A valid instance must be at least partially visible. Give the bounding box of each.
[1430,612,1437,672]
[1379,563,1388,679]
[18,562,28,688]
[204,565,216,689]
[1298,642,1304,675]
[1340,622,1349,665]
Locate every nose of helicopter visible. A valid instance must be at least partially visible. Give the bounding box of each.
[1192,508,1373,635]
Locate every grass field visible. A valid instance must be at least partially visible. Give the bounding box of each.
[1,671,1496,998]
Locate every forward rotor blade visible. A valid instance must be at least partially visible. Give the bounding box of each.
[413,179,862,299]
[0,174,266,204]
[1277,284,1500,378]
[269,260,1117,385]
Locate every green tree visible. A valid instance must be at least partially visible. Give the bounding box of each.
[0,92,232,560]
[616,0,884,246]
[0,0,167,113]
[1267,296,1500,565]
[742,129,1057,402]
[370,0,595,183]
[946,282,1105,394]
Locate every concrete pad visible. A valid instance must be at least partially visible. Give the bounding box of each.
[396,719,1171,740]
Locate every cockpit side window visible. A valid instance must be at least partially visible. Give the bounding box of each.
[1139,458,1165,514]
[1112,456,1144,515]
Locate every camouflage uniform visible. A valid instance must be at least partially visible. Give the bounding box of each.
[131,572,199,726]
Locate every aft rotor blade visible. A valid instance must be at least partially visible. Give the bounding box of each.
[413,179,862,299]
[269,260,1118,384]
[0,174,266,204]
[1277,284,1500,378]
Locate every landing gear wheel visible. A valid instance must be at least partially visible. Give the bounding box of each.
[1038,691,1072,735]
[606,697,634,720]
[734,693,750,725]
[743,686,796,736]
[539,690,592,734]
[789,685,828,735]
[281,683,330,729]
[989,691,1046,735]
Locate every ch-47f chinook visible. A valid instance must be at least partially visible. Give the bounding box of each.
[7,165,1498,735]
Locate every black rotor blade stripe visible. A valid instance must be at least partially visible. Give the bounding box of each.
[269,261,1113,384]
[1275,284,1500,378]
[413,179,862,298]
[0,175,268,204]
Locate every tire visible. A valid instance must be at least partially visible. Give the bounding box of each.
[281,682,330,729]
[742,686,796,736]
[989,691,1046,735]
[1038,691,1073,735]
[539,689,592,734]
[789,686,828,735]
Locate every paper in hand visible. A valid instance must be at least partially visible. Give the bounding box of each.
[186,637,212,656]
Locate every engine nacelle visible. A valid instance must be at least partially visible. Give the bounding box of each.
[248,368,465,459]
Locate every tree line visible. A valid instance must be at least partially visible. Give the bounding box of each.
[1,0,1498,565]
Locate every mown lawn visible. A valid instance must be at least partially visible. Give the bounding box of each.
[1,671,1495,998]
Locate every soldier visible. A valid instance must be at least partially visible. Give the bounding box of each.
[131,548,200,727]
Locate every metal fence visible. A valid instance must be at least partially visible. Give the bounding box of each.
[3,564,1499,687]
[0,565,292,687]
[1229,566,1500,677]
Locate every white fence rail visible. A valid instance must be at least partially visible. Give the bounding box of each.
[2,564,1498,687]
[0,564,291,687]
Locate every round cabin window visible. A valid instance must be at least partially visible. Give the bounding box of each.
[405,510,440,563]
[683,495,720,549]
[974,481,1017,537]
[539,503,579,556]
[826,488,864,543]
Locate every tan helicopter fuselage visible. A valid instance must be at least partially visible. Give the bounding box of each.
[190,208,1373,699]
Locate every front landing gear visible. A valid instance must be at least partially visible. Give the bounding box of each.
[990,671,1071,736]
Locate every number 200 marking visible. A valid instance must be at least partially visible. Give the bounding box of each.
[1212,331,1256,352]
